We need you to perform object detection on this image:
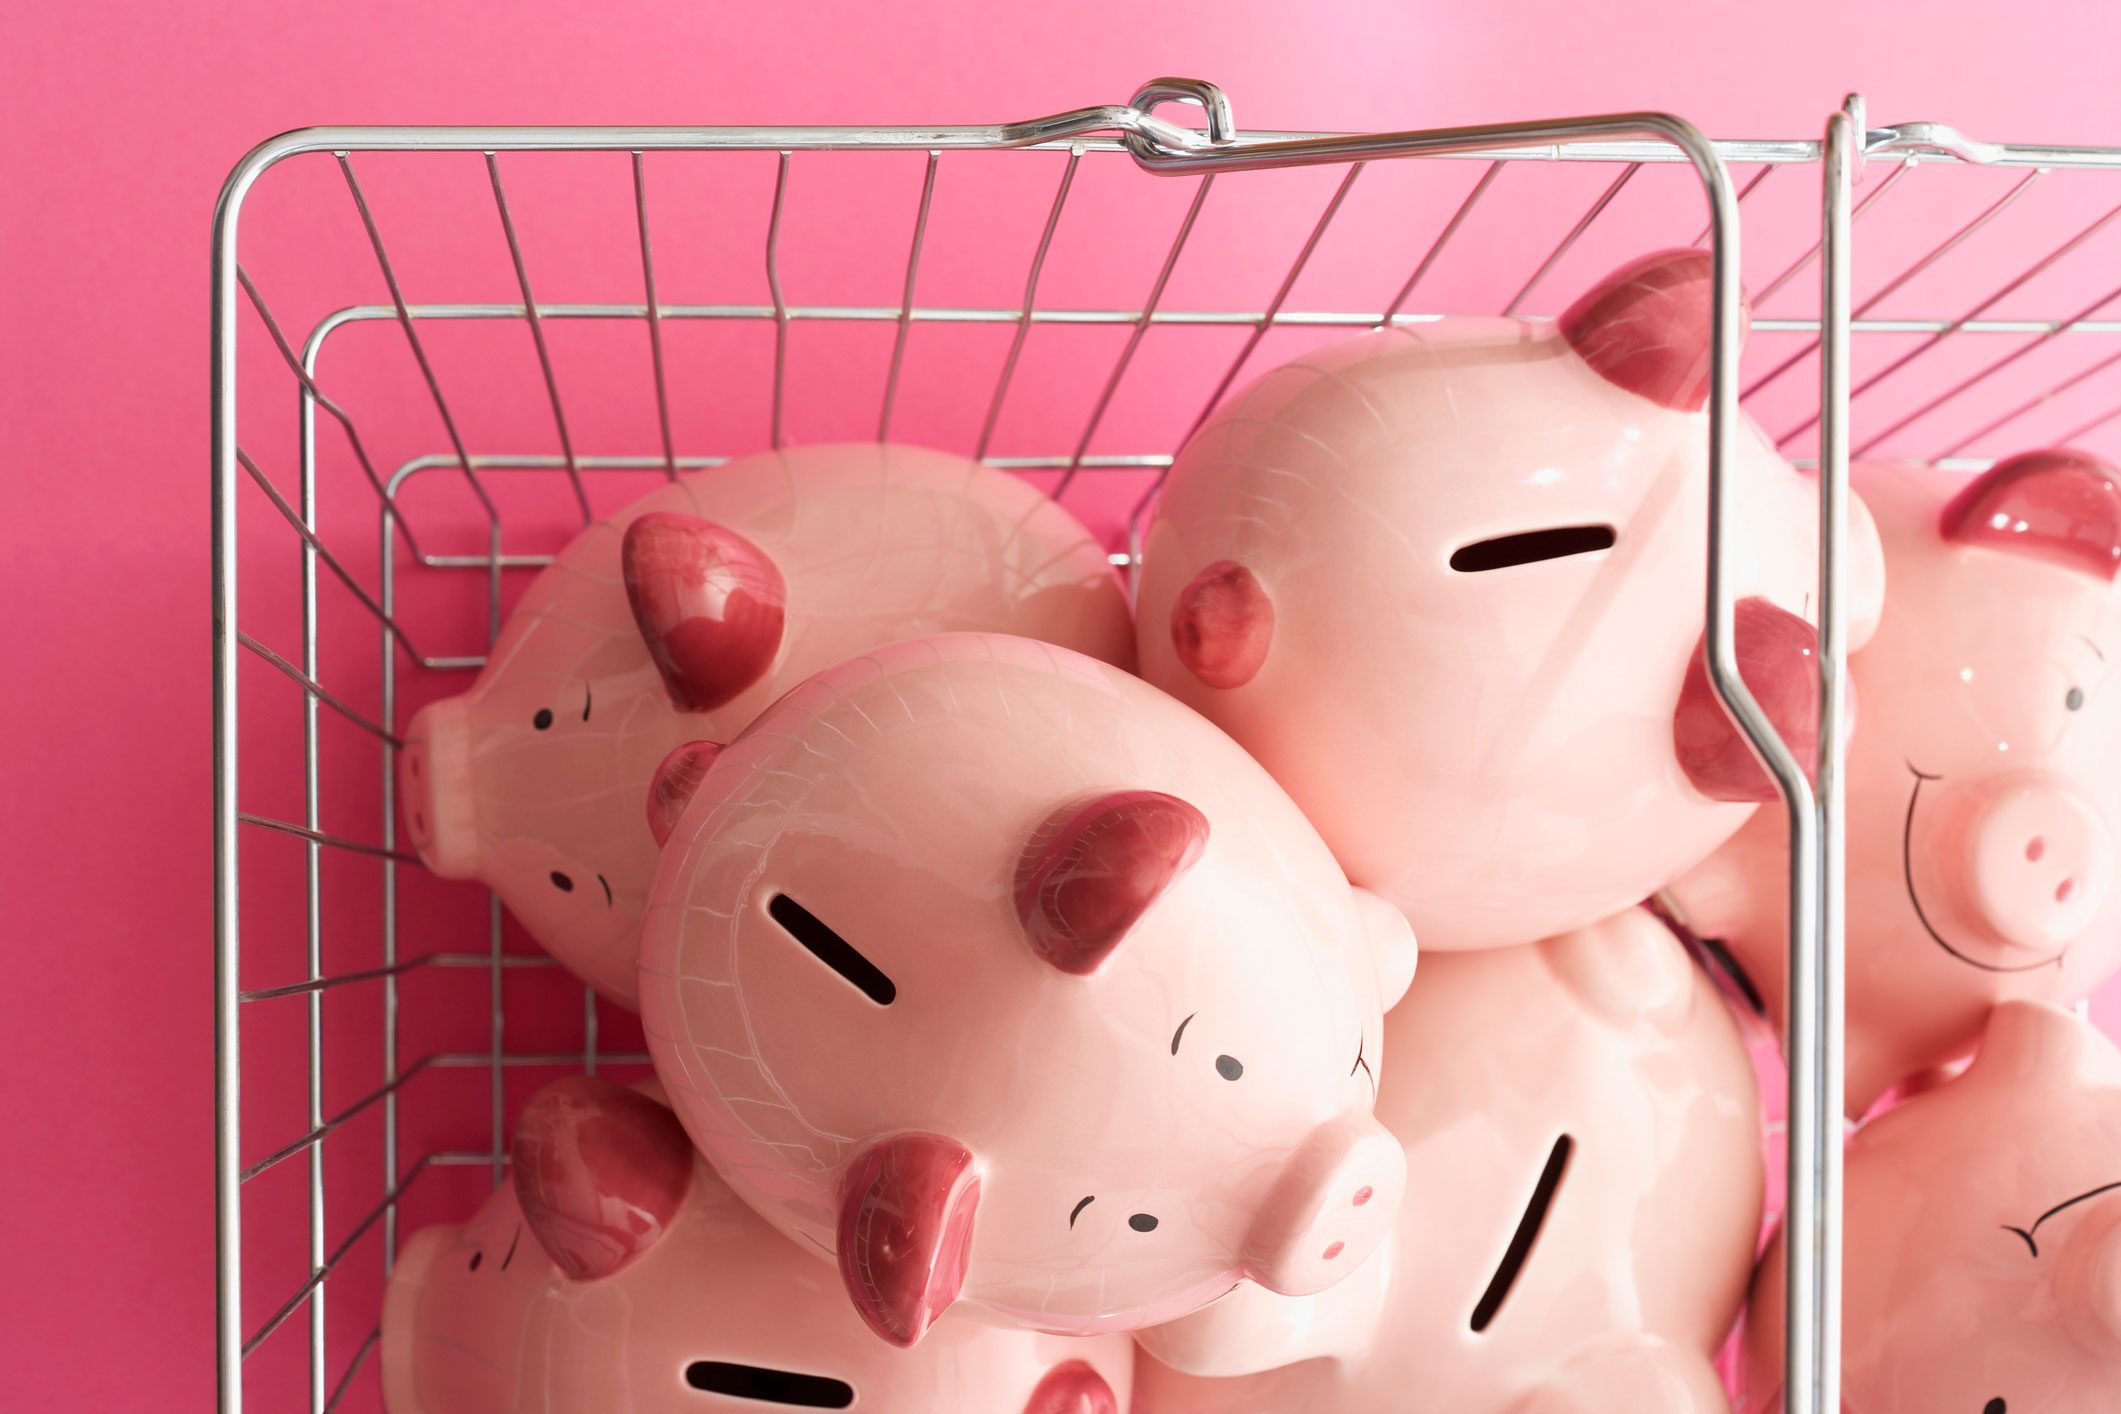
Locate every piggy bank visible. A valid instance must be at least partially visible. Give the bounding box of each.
[399,443,1133,1006]
[1745,1001,2121,1412]
[1132,908,1761,1413]
[1671,450,2121,1113]
[1133,248,1885,953]
[381,1076,1133,1413]
[638,633,1419,1348]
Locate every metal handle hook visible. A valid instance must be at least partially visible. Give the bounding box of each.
[1129,78,1237,146]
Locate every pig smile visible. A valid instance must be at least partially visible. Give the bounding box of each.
[1903,764,2069,974]
[2001,1176,2121,1258]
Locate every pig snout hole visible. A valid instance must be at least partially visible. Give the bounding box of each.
[684,1362,855,1408]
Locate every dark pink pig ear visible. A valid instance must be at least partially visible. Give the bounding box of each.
[511,1076,694,1283]
[622,512,788,712]
[1014,791,1210,976]
[836,1133,980,1348]
[1559,248,1749,412]
[1673,596,1840,803]
[646,740,724,847]
[1170,560,1274,689]
[1021,1360,1121,1414]
[1940,448,2121,582]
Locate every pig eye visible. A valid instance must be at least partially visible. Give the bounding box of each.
[1984,1400,2007,1414]
[2067,686,2086,711]
[466,1250,482,1272]
[532,708,553,730]
[1215,1054,1244,1081]
[768,894,896,1005]
[1450,524,1615,573]
[684,1362,855,1408]
[550,871,574,892]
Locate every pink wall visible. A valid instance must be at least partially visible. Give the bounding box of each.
[10,1,2121,1406]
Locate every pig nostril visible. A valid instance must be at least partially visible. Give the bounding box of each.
[2058,878,2077,904]
[1352,1186,1373,1207]
[2027,837,2047,862]
[413,811,425,835]
[1322,1241,1344,1261]
[409,756,420,779]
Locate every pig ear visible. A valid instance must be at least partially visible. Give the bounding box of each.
[1540,907,1695,1028]
[622,512,788,712]
[511,1077,694,1283]
[1352,887,1418,1011]
[1558,248,1749,412]
[836,1133,981,1348]
[1021,1360,1120,1414]
[1941,448,2121,582]
[646,740,724,847]
[1673,596,1843,803]
[1967,1001,2121,1088]
[1014,791,1210,976]
[1170,560,1275,690]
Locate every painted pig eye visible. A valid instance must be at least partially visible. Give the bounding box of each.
[550,871,574,892]
[532,708,554,730]
[2067,686,2086,712]
[1215,1054,1244,1081]
[1984,1399,2007,1414]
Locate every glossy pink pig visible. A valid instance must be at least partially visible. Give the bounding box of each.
[1134,249,1885,953]
[1672,450,2121,1114]
[1132,908,1761,1413]
[638,634,1419,1348]
[382,1076,1133,1413]
[1746,1002,2121,1413]
[398,443,1133,1006]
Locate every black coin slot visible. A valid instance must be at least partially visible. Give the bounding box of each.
[1470,1134,1573,1333]
[768,894,896,1006]
[1449,525,1616,573]
[684,1361,855,1408]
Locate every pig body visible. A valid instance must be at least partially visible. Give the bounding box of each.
[638,634,1417,1347]
[1672,451,2121,1114]
[1745,1002,2121,1412]
[1133,250,1884,953]
[399,443,1133,1006]
[381,1077,1133,1414]
[1132,909,1761,1413]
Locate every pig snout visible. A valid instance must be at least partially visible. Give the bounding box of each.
[1954,775,2115,952]
[2058,1203,2121,1359]
[1674,596,1845,804]
[399,699,479,878]
[1240,1114,1405,1296]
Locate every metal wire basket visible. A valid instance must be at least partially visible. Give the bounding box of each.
[213,75,2121,1413]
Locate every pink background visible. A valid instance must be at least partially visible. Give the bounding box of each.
[11,1,2121,1406]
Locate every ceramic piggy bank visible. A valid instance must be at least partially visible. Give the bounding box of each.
[1672,450,2121,1113]
[1746,1002,2121,1412]
[382,1076,1134,1412]
[638,633,1419,1348]
[1133,908,1761,1413]
[1134,248,1885,953]
[399,443,1133,1006]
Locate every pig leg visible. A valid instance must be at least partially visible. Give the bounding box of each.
[1506,1336,1732,1414]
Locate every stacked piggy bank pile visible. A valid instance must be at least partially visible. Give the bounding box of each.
[381,248,2121,1414]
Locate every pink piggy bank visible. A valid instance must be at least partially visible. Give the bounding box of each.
[399,443,1133,1006]
[1672,450,2121,1114]
[638,633,1419,1348]
[382,1076,1133,1412]
[1745,1001,2121,1412]
[1133,908,1761,1413]
[1134,249,1885,952]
